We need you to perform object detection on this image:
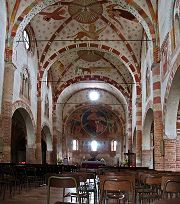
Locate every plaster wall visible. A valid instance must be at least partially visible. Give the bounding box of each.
[141,46,153,123]
[41,70,53,134]
[0,1,6,114]
[12,34,38,123]
[158,0,174,46]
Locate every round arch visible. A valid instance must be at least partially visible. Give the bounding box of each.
[11,107,35,163]
[41,124,52,152]
[165,66,180,139]
[142,108,154,169]
[12,103,35,148]
[143,108,154,150]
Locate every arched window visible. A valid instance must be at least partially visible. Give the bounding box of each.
[21,68,30,100]
[72,139,78,151]
[45,95,49,118]
[91,140,98,151]
[23,30,30,50]
[111,140,117,151]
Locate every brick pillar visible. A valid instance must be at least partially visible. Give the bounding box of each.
[176,139,180,171]
[136,96,142,166]
[36,97,42,163]
[176,104,180,171]
[152,62,164,170]
[0,62,16,162]
[164,139,176,171]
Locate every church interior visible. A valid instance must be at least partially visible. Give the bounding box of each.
[0,0,180,203]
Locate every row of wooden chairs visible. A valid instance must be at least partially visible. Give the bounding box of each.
[47,171,97,204]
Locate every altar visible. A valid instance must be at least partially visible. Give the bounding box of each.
[81,160,106,169]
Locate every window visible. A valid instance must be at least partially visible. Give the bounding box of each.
[88,90,100,101]
[91,140,98,151]
[21,68,30,100]
[72,139,78,151]
[23,30,30,50]
[45,95,49,118]
[111,140,117,151]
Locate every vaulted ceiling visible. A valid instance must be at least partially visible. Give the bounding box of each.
[9,0,156,137]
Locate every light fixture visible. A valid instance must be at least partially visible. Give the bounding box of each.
[88,90,100,101]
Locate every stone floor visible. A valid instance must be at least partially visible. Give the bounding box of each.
[0,185,96,204]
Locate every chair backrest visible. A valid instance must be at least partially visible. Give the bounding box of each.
[47,176,80,204]
[161,176,180,192]
[103,178,133,192]
[48,176,79,188]
[145,175,162,186]
[99,174,135,204]
[99,174,135,192]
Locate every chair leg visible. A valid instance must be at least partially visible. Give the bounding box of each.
[47,186,50,204]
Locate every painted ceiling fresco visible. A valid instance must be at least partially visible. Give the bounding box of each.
[9,0,157,140]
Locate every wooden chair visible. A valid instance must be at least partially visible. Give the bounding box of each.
[138,175,162,203]
[99,174,135,204]
[154,197,180,204]
[161,176,180,199]
[47,176,81,204]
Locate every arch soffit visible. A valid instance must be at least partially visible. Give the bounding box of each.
[163,57,180,116]
[58,87,127,116]
[12,100,36,130]
[41,122,53,151]
[143,100,153,126]
[53,76,130,106]
[41,121,52,136]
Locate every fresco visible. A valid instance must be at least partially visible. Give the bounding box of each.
[66,106,120,137]
[82,108,107,136]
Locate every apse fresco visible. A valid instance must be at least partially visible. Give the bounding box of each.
[82,108,107,136]
[66,106,119,137]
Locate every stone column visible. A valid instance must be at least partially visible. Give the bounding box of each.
[136,96,142,166]
[36,97,42,163]
[0,62,16,162]
[152,63,164,170]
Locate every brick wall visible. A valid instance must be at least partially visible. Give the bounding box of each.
[164,139,176,171]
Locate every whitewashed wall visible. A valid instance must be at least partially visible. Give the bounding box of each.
[141,46,153,122]
[159,0,174,46]
[12,32,38,123]
[0,0,7,114]
[41,70,53,134]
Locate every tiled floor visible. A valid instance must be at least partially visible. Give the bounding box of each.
[0,186,95,204]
